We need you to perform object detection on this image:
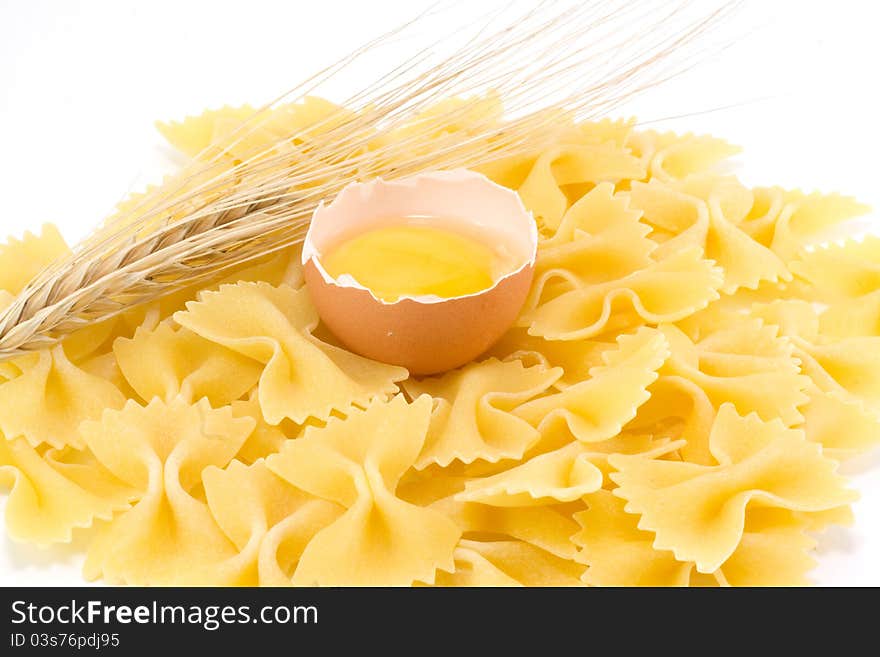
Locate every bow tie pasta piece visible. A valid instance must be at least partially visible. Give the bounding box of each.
[524,184,657,317]
[81,398,255,585]
[57,317,121,365]
[573,490,816,586]
[514,328,668,443]
[489,327,627,390]
[574,490,696,586]
[214,246,305,291]
[609,404,856,573]
[769,191,871,263]
[514,142,646,233]
[746,301,880,455]
[455,434,685,507]
[522,247,722,341]
[204,460,310,554]
[750,297,880,407]
[384,93,504,147]
[402,358,562,469]
[433,539,585,587]
[266,395,461,586]
[116,248,303,335]
[0,437,135,545]
[0,347,125,449]
[569,433,686,485]
[229,397,291,464]
[157,105,257,158]
[674,174,755,224]
[474,117,631,189]
[256,500,346,586]
[430,495,580,561]
[628,130,740,183]
[628,180,710,260]
[157,97,354,163]
[796,337,880,406]
[455,442,604,507]
[799,387,880,460]
[821,290,880,339]
[574,118,635,148]
[174,281,408,425]
[458,434,686,508]
[624,371,717,465]
[630,180,790,294]
[739,186,787,246]
[0,223,69,295]
[790,237,880,303]
[714,507,817,587]
[114,322,262,406]
[396,465,472,509]
[681,316,800,377]
[203,460,342,586]
[659,323,809,426]
[741,299,820,343]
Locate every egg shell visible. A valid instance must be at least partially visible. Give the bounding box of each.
[302,169,537,375]
[304,259,534,374]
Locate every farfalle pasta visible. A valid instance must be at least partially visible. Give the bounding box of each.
[629,179,790,293]
[81,398,255,585]
[203,459,341,586]
[0,347,125,449]
[0,102,877,587]
[434,539,584,587]
[513,327,668,445]
[401,357,561,468]
[114,321,263,406]
[0,437,134,545]
[522,247,723,340]
[266,395,461,586]
[175,281,407,424]
[573,490,817,586]
[0,224,69,295]
[610,404,855,573]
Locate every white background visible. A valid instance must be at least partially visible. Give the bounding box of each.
[0,0,878,586]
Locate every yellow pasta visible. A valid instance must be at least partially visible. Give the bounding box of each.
[523,247,724,340]
[0,437,134,545]
[114,321,263,406]
[175,281,407,424]
[266,395,461,586]
[0,347,125,449]
[513,328,668,444]
[203,459,338,586]
[629,179,791,293]
[0,224,69,295]
[574,490,817,586]
[402,357,562,468]
[0,100,877,587]
[434,539,585,587]
[81,398,255,585]
[627,130,740,182]
[658,322,809,426]
[610,404,855,573]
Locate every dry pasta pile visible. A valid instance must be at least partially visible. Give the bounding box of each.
[1,98,877,586]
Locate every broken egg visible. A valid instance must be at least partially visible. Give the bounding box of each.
[302,169,537,375]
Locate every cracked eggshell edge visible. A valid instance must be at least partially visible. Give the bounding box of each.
[300,168,538,305]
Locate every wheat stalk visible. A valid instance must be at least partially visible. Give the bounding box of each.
[0,0,739,360]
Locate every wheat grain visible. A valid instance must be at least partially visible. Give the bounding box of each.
[0,0,739,360]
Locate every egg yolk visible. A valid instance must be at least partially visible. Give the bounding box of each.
[322,222,500,302]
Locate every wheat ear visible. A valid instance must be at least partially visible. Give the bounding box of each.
[0,0,739,360]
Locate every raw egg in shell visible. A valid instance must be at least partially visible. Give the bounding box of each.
[302,169,537,375]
